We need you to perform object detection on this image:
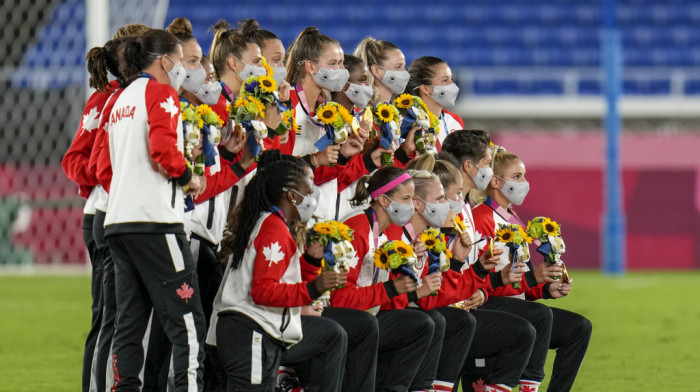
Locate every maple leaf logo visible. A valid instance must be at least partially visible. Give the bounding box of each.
[262,242,285,266]
[472,378,486,392]
[176,282,194,302]
[520,385,537,392]
[80,107,100,135]
[160,96,179,118]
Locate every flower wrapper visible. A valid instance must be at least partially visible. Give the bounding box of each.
[372,103,401,167]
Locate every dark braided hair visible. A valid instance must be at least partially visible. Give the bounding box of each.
[220,158,309,269]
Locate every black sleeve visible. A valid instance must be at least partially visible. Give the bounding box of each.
[306,280,322,300]
[471,261,490,279]
[406,291,419,303]
[302,251,323,268]
[337,153,350,166]
[174,166,192,186]
[362,152,378,173]
[230,162,246,178]
[489,271,504,289]
[450,257,466,273]
[394,148,410,165]
[220,147,238,162]
[542,282,553,299]
[524,270,538,288]
[383,280,400,299]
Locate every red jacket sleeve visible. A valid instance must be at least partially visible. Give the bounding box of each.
[89,88,124,193]
[329,214,392,310]
[250,214,314,307]
[145,81,188,179]
[61,88,112,197]
[194,160,255,203]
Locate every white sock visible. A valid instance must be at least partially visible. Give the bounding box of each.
[519,379,541,392]
[485,384,511,392]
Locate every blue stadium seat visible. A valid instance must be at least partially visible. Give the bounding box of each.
[12,0,700,94]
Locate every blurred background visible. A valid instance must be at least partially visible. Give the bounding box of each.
[1,0,698,271]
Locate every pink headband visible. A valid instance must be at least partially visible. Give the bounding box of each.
[370,173,412,199]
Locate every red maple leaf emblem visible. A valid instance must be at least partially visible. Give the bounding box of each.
[520,385,537,392]
[176,282,194,302]
[472,378,486,392]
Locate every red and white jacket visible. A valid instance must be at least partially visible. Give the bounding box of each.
[104,77,191,235]
[61,81,120,212]
[208,212,316,347]
[436,110,464,147]
[471,201,548,300]
[324,209,397,315]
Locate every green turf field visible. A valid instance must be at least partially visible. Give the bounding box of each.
[1,270,699,391]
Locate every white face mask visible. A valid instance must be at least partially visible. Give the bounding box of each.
[238,60,266,81]
[430,83,459,108]
[499,177,530,205]
[289,187,319,223]
[272,66,287,86]
[163,55,186,91]
[379,68,410,94]
[312,63,350,92]
[182,66,206,93]
[383,197,415,227]
[447,196,463,215]
[194,81,222,105]
[344,83,373,108]
[418,198,451,228]
[470,163,494,191]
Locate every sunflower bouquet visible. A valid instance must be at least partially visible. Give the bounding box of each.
[371,102,401,166]
[308,220,358,306]
[312,101,359,155]
[193,104,225,173]
[526,217,569,282]
[420,229,452,296]
[494,223,533,289]
[394,93,440,154]
[227,94,269,159]
[373,240,420,282]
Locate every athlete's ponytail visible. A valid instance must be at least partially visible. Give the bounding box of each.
[349,166,410,207]
[285,27,340,85]
[119,29,180,80]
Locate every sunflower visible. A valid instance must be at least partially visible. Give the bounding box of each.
[394,241,414,258]
[258,75,277,94]
[542,218,560,236]
[246,97,266,119]
[395,93,413,109]
[375,103,395,123]
[317,104,338,125]
[314,222,333,235]
[373,249,389,269]
[420,231,438,250]
[233,96,250,110]
[495,227,513,243]
[336,104,354,125]
[445,248,453,260]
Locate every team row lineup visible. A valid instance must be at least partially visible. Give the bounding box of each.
[62,16,591,392]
